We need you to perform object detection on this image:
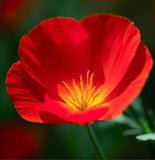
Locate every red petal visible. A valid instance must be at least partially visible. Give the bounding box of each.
[40,93,109,125]
[19,17,90,99]
[100,42,153,120]
[80,14,140,95]
[6,62,68,124]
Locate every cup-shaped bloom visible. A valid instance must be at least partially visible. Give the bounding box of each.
[6,14,153,124]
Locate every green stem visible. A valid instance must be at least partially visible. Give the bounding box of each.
[86,124,107,160]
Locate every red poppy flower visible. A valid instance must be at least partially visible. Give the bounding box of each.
[6,14,153,125]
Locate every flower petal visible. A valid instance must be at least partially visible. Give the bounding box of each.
[100,42,153,120]
[40,93,109,125]
[6,62,68,124]
[80,14,140,95]
[19,17,90,99]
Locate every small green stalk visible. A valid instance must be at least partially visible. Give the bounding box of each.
[86,124,107,160]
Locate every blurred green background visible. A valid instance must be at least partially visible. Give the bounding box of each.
[0,0,155,159]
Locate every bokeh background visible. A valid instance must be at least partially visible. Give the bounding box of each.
[0,0,155,159]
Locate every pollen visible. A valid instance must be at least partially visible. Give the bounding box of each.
[59,71,104,111]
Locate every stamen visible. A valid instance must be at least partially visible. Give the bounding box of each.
[59,71,104,111]
[72,79,81,105]
[62,81,78,104]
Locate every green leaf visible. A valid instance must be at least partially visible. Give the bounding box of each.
[131,96,143,111]
[96,114,141,131]
[110,114,141,129]
[131,96,145,119]
[123,129,143,136]
[136,133,155,141]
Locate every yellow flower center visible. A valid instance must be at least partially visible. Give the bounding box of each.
[58,71,104,111]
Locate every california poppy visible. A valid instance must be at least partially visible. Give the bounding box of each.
[6,14,153,125]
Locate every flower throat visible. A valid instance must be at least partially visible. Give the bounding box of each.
[59,71,104,111]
